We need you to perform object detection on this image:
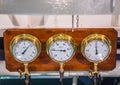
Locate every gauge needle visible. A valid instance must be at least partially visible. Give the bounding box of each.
[95,41,98,55]
[51,49,66,52]
[22,45,31,54]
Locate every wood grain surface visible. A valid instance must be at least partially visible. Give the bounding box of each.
[4,28,117,72]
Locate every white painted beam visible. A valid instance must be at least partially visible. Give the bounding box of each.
[0,15,14,28]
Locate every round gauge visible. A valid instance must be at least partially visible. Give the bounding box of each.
[46,34,77,63]
[81,34,111,63]
[10,34,41,63]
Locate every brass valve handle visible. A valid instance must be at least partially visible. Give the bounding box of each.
[89,63,102,85]
[89,63,99,78]
[19,63,31,85]
[19,63,29,78]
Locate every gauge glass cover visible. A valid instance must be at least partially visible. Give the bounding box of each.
[13,40,37,62]
[49,40,74,62]
[85,40,109,62]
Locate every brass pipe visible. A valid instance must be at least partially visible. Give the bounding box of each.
[59,63,64,73]
[59,63,64,82]
[94,63,98,75]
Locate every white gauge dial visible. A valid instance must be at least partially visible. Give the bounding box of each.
[13,40,37,62]
[85,40,109,62]
[49,40,74,62]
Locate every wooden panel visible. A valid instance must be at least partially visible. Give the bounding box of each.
[4,28,117,72]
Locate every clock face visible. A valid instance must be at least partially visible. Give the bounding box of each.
[12,40,38,62]
[49,40,74,62]
[84,40,109,62]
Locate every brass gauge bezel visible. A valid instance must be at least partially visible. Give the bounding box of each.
[81,34,112,63]
[46,33,77,63]
[9,34,41,63]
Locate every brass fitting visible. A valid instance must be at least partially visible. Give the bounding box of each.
[89,63,99,78]
[19,63,29,78]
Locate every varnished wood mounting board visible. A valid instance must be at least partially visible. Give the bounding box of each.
[4,28,117,72]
